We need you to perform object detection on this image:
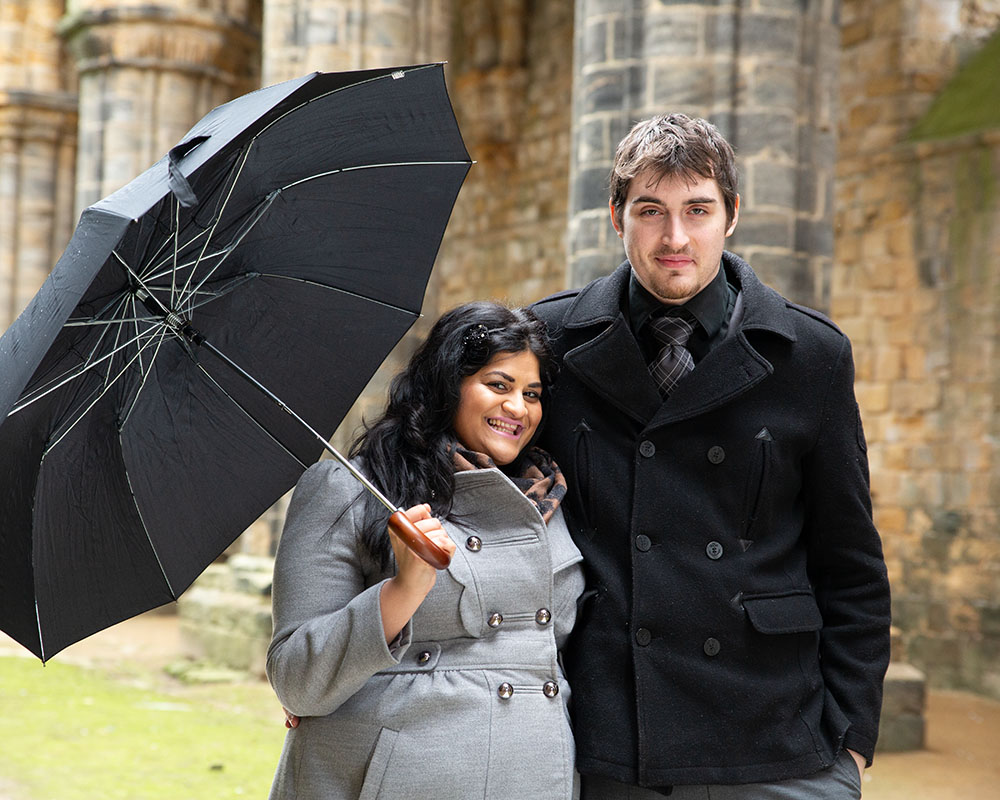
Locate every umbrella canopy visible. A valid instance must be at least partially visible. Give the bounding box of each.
[0,63,471,661]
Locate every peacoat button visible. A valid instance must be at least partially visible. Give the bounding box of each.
[497,682,514,699]
[635,627,651,646]
[704,637,721,656]
[707,445,725,464]
[543,681,559,698]
[416,650,431,665]
[466,535,482,552]
[488,612,503,628]
[635,534,651,552]
[639,440,656,458]
[706,541,724,560]
[535,608,551,625]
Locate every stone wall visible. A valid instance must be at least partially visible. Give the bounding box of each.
[2,0,1000,704]
[836,0,1000,699]
[0,0,77,329]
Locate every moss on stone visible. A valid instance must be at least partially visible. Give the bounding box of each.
[909,31,1000,142]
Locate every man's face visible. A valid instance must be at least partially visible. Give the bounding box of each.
[611,169,739,306]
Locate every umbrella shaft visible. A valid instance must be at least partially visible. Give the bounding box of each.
[199,339,397,514]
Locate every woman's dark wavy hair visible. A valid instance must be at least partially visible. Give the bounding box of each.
[349,301,557,568]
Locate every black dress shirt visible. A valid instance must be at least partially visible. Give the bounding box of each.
[626,260,737,364]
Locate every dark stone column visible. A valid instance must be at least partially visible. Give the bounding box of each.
[569,0,840,310]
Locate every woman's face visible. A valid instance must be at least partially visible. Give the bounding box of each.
[452,349,543,466]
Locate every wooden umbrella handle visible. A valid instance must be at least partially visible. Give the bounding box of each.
[387,510,453,570]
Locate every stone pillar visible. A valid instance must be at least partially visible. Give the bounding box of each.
[569,0,840,310]
[59,1,262,213]
[262,0,450,85]
[435,0,574,310]
[0,0,77,328]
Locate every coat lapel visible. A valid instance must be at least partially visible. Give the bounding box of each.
[560,254,800,430]
[647,253,798,428]
[564,316,663,424]
[560,264,662,424]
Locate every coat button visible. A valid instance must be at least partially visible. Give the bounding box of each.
[704,637,721,656]
[706,541,724,560]
[635,534,651,552]
[497,682,514,699]
[466,535,482,552]
[543,681,559,698]
[488,612,503,628]
[635,627,651,646]
[416,650,431,665]
[707,446,725,464]
[535,608,551,625]
[639,440,656,458]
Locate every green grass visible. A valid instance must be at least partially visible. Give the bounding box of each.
[0,656,287,799]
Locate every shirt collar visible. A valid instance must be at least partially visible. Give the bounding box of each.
[627,261,730,337]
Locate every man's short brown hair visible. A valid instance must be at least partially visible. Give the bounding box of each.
[610,113,738,227]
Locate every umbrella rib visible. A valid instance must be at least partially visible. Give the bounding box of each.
[34,602,47,663]
[64,315,162,327]
[258,273,422,317]
[173,157,468,309]
[170,197,181,307]
[140,225,213,283]
[248,64,441,141]
[278,159,472,193]
[41,327,169,454]
[118,309,173,429]
[200,340,397,513]
[175,143,256,311]
[138,143,252,285]
[179,191,279,312]
[9,324,158,415]
[120,436,179,600]
[193,361,309,470]
[174,273,260,314]
[70,293,131,379]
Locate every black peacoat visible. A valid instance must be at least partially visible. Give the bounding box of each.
[532,252,891,788]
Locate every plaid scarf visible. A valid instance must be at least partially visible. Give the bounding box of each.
[450,444,566,523]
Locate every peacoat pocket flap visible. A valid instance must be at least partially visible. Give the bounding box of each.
[742,590,823,634]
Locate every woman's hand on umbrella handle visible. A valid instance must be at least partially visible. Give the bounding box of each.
[388,505,454,569]
[380,505,456,643]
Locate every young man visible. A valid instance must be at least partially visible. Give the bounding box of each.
[533,114,890,799]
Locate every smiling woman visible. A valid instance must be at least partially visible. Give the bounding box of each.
[265,301,584,799]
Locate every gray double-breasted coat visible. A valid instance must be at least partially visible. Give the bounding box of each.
[266,460,585,799]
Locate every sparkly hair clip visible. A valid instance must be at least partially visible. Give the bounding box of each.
[462,323,490,362]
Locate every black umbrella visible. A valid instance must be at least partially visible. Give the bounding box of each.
[0,63,469,661]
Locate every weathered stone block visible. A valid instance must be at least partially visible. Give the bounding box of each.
[645,11,701,57]
[573,165,613,215]
[877,662,926,752]
[739,15,800,59]
[877,713,925,752]
[580,67,644,115]
[882,662,927,717]
[651,62,717,108]
[177,585,272,677]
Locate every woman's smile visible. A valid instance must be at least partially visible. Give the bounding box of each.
[487,416,524,437]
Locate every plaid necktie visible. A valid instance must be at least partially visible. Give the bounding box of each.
[647,312,695,396]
